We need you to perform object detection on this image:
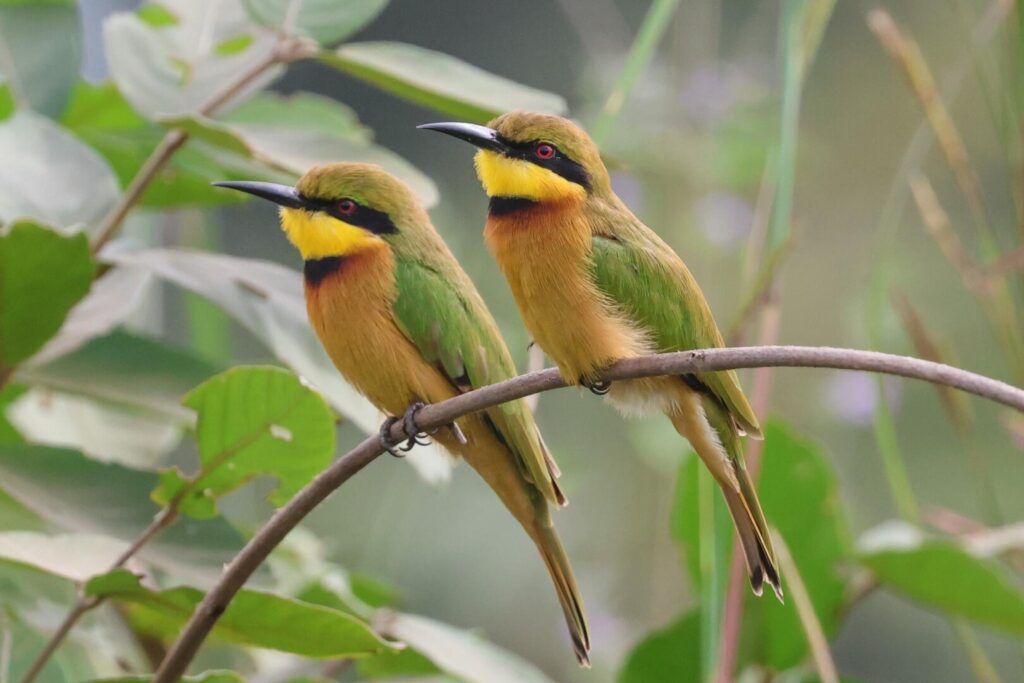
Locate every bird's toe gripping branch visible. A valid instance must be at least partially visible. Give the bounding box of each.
[580,376,612,395]
[379,402,430,458]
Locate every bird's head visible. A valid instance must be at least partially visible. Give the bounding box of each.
[420,111,610,204]
[214,163,426,261]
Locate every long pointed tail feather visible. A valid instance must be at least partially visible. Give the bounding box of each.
[670,391,783,601]
[532,522,591,666]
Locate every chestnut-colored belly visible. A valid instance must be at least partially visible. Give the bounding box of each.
[303,247,457,416]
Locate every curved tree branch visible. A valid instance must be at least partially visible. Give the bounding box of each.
[152,345,1024,682]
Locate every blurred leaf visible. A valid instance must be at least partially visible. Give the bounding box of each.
[178,92,437,206]
[20,330,221,425]
[104,1,282,119]
[0,221,93,368]
[106,247,455,484]
[0,531,128,582]
[60,81,245,208]
[89,671,244,683]
[319,41,566,122]
[673,421,851,669]
[357,647,441,679]
[152,366,336,518]
[0,444,246,587]
[0,113,121,229]
[8,388,183,469]
[0,81,14,120]
[0,3,79,116]
[242,0,388,45]
[618,610,700,683]
[228,91,369,141]
[215,33,254,56]
[0,383,24,443]
[87,569,393,658]
[135,2,178,27]
[862,536,1024,637]
[379,611,556,683]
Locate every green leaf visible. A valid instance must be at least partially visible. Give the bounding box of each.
[242,0,388,46]
[89,671,243,683]
[672,421,852,670]
[862,533,1024,638]
[319,41,567,122]
[0,3,79,116]
[0,531,128,582]
[357,647,441,679]
[215,33,255,56]
[104,3,282,119]
[0,383,25,443]
[60,82,246,208]
[106,248,454,485]
[87,569,392,658]
[152,366,336,518]
[0,221,93,368]
[0,113,121,229]
[618,610,701,683]
[0,81,14,121]
[0,444,246,586]
[177,92,437,206]
[135,2,178,27]
[378,612,556,683]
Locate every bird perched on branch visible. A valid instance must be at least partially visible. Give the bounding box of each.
[214,164,590,664]
[420,112,782,599]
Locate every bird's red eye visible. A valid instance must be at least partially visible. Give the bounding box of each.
[535,143,556,160]
[336,199,357,215]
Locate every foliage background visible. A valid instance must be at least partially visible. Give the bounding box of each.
[0,1,1022,682]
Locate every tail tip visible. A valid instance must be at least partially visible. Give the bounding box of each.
[748,566,784,603]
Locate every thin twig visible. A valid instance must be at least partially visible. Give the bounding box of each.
[17,508,179,683]
[524,344,546,411]
[152,345,1024,682]
[773,531,840,683]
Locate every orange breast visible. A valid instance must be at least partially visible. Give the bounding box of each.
[484,200,650,383]
[304,246,457,416]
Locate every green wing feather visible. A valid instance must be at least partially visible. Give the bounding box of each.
[391,254,564,505]
[589,221,762,438]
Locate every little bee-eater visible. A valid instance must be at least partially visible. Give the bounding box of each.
[421,113,782,599]
[215,164,590,664]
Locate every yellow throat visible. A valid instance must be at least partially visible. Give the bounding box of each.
[279,208,382,260]
[474,150,587,202]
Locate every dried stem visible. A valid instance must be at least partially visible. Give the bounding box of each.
[152,345,1024,682]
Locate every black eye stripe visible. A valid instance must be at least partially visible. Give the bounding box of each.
[498,136,591,191]
[298,195,398,235]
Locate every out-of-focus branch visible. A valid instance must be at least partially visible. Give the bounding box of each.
[151,345,1024,682]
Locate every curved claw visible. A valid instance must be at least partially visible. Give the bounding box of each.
[379,417,407,458]
[581,377,612,396]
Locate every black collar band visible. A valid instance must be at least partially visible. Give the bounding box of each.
[489,196,538,216]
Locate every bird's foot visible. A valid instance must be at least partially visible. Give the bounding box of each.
[379,402,432,458]
[580,376,612,395]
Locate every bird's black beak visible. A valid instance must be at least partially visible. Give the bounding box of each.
[417,122,509,154]
[212,181,307,209]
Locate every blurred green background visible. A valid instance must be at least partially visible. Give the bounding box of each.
[0,1,1022,682]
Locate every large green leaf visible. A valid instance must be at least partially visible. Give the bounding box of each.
[87,569,392,658]
[107,247,455,485]
[0,221,93,368]
[0,444,246,587]
[0,114,121,230]
[618,610,701,683]
[0,531,128,582]
[153,366,336,518]
[672,421,851,670]
[377,611,556,683]
[861,531,1024,637]
[319,41,567,122]
[177,91,437,206]
[0,3,79,116]
[60,81,244,208]
[242,0,388,46]
[104,1,282,119]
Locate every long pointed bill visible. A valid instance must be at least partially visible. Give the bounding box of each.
[212,181,307,209]
[417,122,509,154]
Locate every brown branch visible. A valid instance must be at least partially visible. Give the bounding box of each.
[151,346,1024,682]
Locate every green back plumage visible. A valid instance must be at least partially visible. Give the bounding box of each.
[587,197,762,438]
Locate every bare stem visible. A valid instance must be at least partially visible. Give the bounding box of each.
[152,345,1024,682]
